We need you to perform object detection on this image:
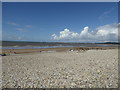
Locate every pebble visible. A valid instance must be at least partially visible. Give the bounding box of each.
[2,49,118,88]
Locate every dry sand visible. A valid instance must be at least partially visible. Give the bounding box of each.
[2,49,118,88]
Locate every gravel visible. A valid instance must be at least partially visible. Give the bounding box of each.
[2,49,118,88]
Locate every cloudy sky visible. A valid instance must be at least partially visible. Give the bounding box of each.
[2,2,118,42]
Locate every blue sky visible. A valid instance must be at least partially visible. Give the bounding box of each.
[2,2,118,42]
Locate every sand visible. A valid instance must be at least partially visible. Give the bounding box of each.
[2,49,118,88]
[2,46,117,54]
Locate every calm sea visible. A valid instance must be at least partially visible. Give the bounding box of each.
[1,44,118,49]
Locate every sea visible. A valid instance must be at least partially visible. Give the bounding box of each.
[1,41,118,49]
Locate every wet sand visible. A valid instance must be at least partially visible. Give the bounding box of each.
[2,48,118,88]
[2,46,117,54]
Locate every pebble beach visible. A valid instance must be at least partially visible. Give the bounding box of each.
[2,48,118,88]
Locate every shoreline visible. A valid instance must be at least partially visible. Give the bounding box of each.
[1,46,118,55]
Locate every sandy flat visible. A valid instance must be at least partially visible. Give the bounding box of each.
[2,49,118,88]
[2,47,117,54]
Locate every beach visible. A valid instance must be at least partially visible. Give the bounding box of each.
[2,47,118,88]
[2,1,119,89]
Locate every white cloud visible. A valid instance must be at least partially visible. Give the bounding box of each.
[7,21,32,30]
[16,28,27,32]
[2,34,23,41]
[7,22,19,26]
[98,7,114,22]
[51,23,119,42]
[52,28,79,40]
[25,25,32,28]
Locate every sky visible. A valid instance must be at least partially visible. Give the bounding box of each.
[2,2,119,42]
[0,1,2,41]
